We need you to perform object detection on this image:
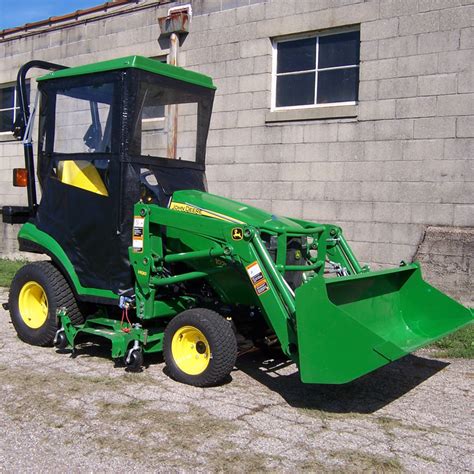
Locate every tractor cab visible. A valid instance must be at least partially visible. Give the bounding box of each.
[13,56,215,296]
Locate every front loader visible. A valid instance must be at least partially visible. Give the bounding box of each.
[3,56,472,387]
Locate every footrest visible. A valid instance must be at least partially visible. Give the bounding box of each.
[2,206,32,224]
[57,311,165,359]
[77,322,139,359]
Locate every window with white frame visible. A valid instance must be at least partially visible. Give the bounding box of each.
[0,82,30,134]
[272,29,360,110]
[142,56,167,127]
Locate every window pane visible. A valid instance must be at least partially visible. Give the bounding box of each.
[143,104,165,119]
[138,82,201,162]
[0,109,13,132]
[0,86,14,110]
[277,37,316,73]
[54,83,114,153]
[276,72,315,107]
[177,103,198,162]
[318,31,360,69]
[317,68,359,104]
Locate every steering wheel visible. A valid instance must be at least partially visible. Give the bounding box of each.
[139,170,168,206]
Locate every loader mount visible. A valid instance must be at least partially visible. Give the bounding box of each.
[3,56,472,387]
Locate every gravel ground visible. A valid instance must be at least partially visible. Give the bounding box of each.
[0,288,472,473]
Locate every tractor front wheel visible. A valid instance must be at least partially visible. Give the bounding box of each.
[163,308,237,387]
[9,262,84,346]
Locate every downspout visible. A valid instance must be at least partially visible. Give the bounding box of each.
[167,32,179,159]
[158,4,192,159]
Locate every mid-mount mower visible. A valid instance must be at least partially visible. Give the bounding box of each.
[3,56,472,386]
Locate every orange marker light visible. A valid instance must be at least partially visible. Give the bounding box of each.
[13,168,28,187]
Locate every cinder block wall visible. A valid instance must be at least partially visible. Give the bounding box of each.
[413,226,473,307]
[187,0,473,269]
[0,0,472,279]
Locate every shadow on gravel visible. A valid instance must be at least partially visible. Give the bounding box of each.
[57,339,165,367]
[236,350,449,414]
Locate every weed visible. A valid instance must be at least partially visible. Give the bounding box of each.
[429,325,473,359]
[332,449,402,472]
[0,258,27,287]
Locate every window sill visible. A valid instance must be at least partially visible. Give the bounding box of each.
[265,104,357,123]
[0,133,18,143]
[142,119,165,132]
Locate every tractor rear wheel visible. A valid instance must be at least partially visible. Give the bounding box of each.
[163,308,237,387]
[9,261,84,346]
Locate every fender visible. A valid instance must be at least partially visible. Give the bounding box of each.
[18,222,118,305]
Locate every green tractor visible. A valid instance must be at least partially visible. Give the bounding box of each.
[3,56,472,387]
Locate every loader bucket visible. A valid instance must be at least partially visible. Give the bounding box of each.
[295,264,472,384]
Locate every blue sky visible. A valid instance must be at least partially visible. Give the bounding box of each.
[0,0,103,30]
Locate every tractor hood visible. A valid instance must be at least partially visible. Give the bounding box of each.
[170,189,307,233]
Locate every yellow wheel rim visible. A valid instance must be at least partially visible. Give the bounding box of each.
[18,281,49,329]
[171,325,211,375]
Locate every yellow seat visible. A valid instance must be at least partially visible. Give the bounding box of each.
[57,160,108,196]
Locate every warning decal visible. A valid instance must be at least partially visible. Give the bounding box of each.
[132,216,144,253]
[255,280,269,295]
[246,261,269,296]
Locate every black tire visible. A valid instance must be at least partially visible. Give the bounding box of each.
[125,349,144,372]
[54,331,68,350]
[163,308,237,387]
[8,261,84,346]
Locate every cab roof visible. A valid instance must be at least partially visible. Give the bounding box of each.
[37,55,216,90]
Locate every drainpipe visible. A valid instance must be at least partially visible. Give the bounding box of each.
[167,32,179,159]
[158,5,192,159]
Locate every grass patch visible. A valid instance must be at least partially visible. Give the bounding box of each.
[332,449,402,472]
[376,416,412,431]
[1,365,241,469]
[0,258,26,287]
[429,324,473,359]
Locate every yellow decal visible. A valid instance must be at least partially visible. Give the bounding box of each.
[137,270,147,276]
[169,201,245,224]
[169,202,201,215]
[232,228,243,240]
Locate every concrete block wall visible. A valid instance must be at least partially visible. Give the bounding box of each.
[179,0,473,268]
[413,226,473,307]
[0,0,473,278]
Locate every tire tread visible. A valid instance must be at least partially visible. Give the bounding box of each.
[9,261,84,346]
[163,308,237,387]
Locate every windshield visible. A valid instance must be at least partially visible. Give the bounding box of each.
[53,83,114,154]
[130,77,214,164]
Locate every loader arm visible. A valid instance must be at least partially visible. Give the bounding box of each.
[130,201,472,384]
[129,203,301,359]
[128,202,378,363]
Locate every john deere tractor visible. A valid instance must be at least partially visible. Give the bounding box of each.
[2,56,472,387]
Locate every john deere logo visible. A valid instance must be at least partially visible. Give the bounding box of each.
[232,228,243,240]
